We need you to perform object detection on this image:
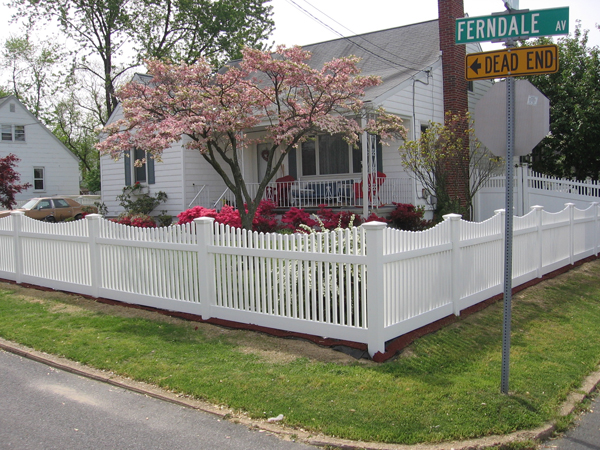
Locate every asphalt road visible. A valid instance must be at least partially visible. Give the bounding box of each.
[0,349,314,450]
[540,394,600,450]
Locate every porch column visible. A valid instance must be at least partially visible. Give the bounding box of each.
[361,119,369,218]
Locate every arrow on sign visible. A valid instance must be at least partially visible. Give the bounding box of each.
[470,58,482,74]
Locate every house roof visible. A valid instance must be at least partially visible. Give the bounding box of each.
[299,19,441,103]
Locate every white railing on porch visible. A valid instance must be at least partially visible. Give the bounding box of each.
[213,176,415,210]
[1,202,599,357]
[188,185,210,208]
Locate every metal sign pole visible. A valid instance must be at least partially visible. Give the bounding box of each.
[501,40,516,395]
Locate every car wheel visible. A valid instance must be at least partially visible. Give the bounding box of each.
[44,216,56,223]
[74,214,83,221]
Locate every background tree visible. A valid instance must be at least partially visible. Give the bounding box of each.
[10,0,136,125]
[522,26,600,180]
[2,35,67,122]
[10,0,275,125]
[0,154,32,209]
[137,0,274,66]
[97,47,406,229]
[51,91,102,192]
[400,112,503,220]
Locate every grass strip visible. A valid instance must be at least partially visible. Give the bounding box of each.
[2,261,600,445]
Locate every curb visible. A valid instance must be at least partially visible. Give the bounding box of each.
[2,337,600,450]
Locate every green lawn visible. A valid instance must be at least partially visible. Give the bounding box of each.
[2,260,600,445]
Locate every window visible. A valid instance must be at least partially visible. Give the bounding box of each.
[9,103,15,113]
[1,124,25,141]
[124,148,155,186]
[2,125,12,141]
[300,134,361,176]
[14,126,25,141]
[33,167,45,191]
[53,199,70,208]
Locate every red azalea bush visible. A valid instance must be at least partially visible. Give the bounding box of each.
[388,203,431,231]
[176,202,434,233]
[315,204,357,230]
[364,212,388,223]
[112,213,157,228]
[252,200,280,233]
[281,207,318,231]
[177,206,218,224]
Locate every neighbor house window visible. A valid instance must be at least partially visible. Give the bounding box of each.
[300,134,361,176]
[1,124,25,141]
[33,167,45,191]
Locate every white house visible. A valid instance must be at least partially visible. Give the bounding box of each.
[0,95,80,203]
[101,15,490,219]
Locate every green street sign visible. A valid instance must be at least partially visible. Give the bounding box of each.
[455,7,569,44]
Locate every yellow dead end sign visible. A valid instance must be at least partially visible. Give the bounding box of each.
[465,44,559,80]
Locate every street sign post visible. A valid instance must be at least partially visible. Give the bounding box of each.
[456,7,569,44]
[456,4,568,395]
[466,45,558,80]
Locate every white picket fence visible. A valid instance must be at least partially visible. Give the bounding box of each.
[475,167,600,221]
[1,202,599,357]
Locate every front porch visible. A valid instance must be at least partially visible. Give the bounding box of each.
[190,175,418,213]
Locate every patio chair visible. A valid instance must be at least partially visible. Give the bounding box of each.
[354,172,386,206]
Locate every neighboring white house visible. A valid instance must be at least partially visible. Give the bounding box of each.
[100,19,491,218]
[0,95,80,203]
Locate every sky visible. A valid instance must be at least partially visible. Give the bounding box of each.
[270,0,600,51]
[0,0,597,62]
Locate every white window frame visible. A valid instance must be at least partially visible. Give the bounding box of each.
[33,167,45,192]
[1,124,25,142]
[299,134,361,178]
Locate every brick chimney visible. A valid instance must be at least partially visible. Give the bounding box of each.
[438,0,469,117]
[438,0,470,214]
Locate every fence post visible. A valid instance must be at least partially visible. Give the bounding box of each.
[363,221,386,358]
[195,217,216,320]
[530,205,544,278]
[11,211,23,284]
[443,214,462,316]
[593,202,600,256]
[565,203,575,265]
[86,214,102,298]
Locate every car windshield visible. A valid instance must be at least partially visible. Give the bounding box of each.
[21,199,40,210]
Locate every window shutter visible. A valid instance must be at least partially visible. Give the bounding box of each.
[124,150,132,186]
[147,154,155,184]
[288,148,297,179]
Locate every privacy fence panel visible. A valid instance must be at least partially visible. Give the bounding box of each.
[96,219,203,315]
[0,217,14,278]
[457,213,504,309]
[381,220,454,340]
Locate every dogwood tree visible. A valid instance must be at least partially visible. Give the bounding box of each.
[97,46,406,229]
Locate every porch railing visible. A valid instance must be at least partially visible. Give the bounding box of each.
[213,177,415,211]
[188,185,210,208]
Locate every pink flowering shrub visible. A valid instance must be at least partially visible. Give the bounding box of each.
[176,204,242,228]
[112,214,157,228]
[177,206,218,225]
[216,205,242,228]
